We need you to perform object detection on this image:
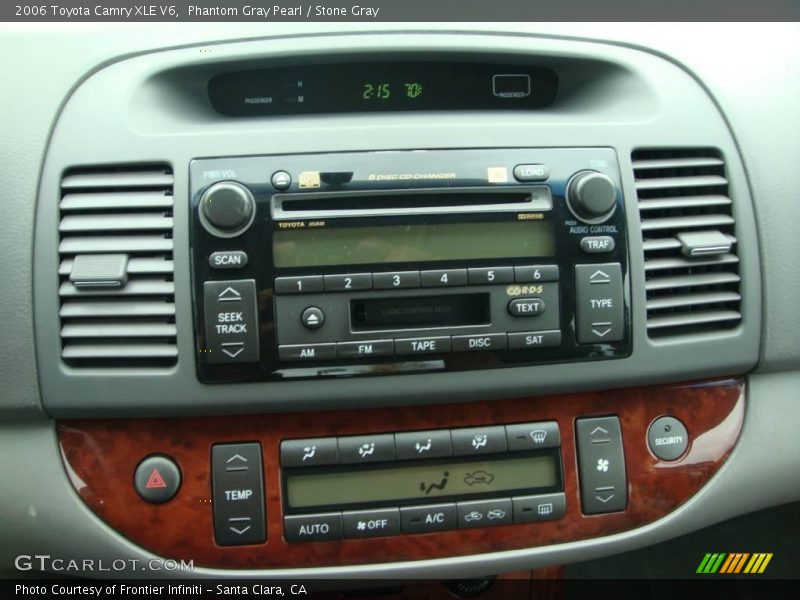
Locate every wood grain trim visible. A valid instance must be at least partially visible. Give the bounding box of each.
[57,378,744,569]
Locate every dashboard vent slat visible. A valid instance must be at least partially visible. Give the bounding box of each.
[58,165,177,367]
[59,213,174,233]
[60,300,176,318]
[633,148,741,338]
[61,170,174,189]
[634,174,728,191]
[60,192,174,211]
[59,235,174,254]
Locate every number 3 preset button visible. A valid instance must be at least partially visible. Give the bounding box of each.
[324,273,372,291]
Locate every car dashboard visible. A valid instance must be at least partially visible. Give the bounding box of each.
[0,23,798,582]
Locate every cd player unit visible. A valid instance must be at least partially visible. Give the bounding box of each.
[190,148,631,383]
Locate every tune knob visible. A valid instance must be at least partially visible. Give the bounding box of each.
[566,171,617,223]
[199,181,255,237]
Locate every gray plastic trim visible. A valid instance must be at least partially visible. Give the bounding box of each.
[32,32,761,417]
[1,372,797,578]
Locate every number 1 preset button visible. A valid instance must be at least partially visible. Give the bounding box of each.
[324,273,372,291]
[274,276,323,295]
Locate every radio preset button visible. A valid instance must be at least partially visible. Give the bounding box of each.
[468,267,514,285]
[580,236,616,254]
[209,251,248,270]
[271,170,292,190]
[395,429,452,460]
[451,333,507,352]
[337,340,394,359]
[301,306,325,330]
[324,273,372,292]
[457,498,513,529]
[508,297,546,317]
[451,426,507,456]
[507,331,562,349]
[274,276,323,295]
[514,265,559,283]
[401,503,457,534]
[338,434,396,464]
[342,508,401,539]
[281,438,338,467]
[284,513,343,543]
[373,271,421,290]
[395,336,451,356]
[513,164,550,182]
[420,269,468,287]
[506,421,561,451]
[278,343,336,362]
[512,493,566,523]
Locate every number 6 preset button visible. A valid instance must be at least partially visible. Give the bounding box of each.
[323,273,372,291]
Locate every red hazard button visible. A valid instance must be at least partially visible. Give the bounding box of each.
[134,455,181,504]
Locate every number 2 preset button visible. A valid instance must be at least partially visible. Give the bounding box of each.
[274,276,323,294]
[324,273,372,291]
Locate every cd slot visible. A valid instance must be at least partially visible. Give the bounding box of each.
[271,186,552,220]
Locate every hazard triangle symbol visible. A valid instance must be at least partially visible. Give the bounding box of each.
[145,468,167,489]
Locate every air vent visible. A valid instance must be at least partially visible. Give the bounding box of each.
[58,165,177,367]
[632,149,741,338]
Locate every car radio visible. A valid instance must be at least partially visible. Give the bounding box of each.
[190,148,630,383]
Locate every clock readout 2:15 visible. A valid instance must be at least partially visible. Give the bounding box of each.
[362,82,424,100]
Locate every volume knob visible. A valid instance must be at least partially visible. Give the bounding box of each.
[199,181,255,238]
[566,171,617,223]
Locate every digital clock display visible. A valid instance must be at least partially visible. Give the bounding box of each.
[362,81,424,101]
[209,60,557,116]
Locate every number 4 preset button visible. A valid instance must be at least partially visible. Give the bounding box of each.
[420,269,468,287]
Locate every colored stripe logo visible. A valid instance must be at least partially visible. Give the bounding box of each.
[697,553,773,574]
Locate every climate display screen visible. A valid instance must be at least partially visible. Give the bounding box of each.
[272,221,554,268]
[285,455,558,509]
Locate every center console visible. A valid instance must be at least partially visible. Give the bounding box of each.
[191,148,630,383]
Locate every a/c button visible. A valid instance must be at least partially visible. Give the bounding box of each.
[401,503,457,534]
